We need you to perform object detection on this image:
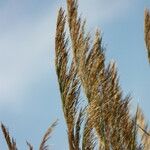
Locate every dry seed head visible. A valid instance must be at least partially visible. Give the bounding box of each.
[144,9,150,63]
[39,120,58,150]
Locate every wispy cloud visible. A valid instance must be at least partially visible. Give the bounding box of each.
[79,0,134,26]
[0,0,59,106]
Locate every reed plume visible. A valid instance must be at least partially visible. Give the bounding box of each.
[55,0,150,149]
[55,7,96,150]
[1,121,57,150]
[39,120,58,150]
[55,8,81,150]
[1,123,18,150]
[144,9,150,63]
[136,107,150,150]
[65,0,143,149]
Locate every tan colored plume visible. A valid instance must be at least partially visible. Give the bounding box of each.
[144,9,150,63]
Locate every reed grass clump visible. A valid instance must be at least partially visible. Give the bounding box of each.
[0,0,150,150]
[55,0,150,149]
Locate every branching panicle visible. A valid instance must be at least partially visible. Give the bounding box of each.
[55,7,86,150]
[65,0,149,149]
[27,141,33,150]
[137,107,150,150]
[39,120,58,150]
[1,123,18,150]
[144,9,150,63]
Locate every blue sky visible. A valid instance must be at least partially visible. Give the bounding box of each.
[0,0,150,149]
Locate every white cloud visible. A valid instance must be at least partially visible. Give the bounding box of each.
[79,0,134,26]
[0,2,58,105]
